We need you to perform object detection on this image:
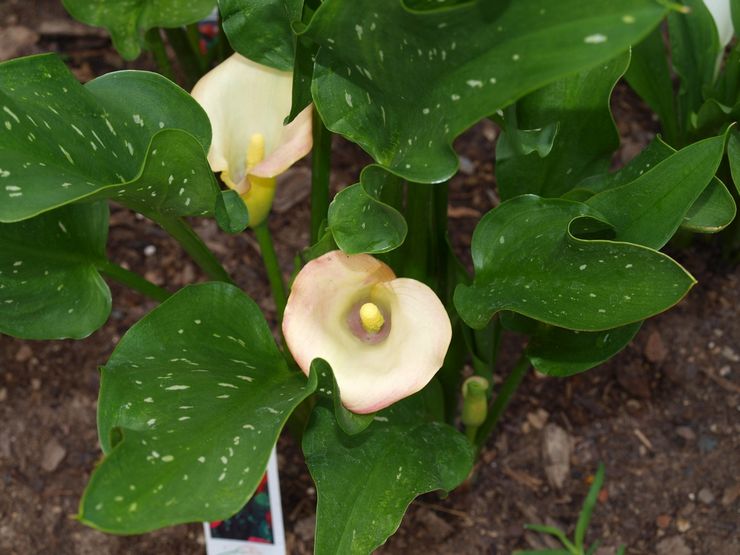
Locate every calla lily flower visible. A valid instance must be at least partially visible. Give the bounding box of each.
[282,251,452,414]
[704,0,734,51]
[191,53,313,226]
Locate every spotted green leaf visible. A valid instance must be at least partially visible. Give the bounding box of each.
[303,385,473,555]
[0,202,110,340]
[585,133,729,248]
[328,166,407,254]
[0,54,218,223]
[61,0,217,60]
[79,283,316,533]
[220,0,303,71]
[454,195,695,331]
[304,0,666,183]
[497,53,628,200]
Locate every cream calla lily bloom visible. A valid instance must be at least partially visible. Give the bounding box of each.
[191,53,313,226]
[283,251,452,414]
[704,0,734,51]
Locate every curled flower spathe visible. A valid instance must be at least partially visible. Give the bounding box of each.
[704,0,734,51]
[191,53,313,226]
[282,251,452,414]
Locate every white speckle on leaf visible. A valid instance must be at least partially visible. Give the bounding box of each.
[584,34,608,44]
[165,385,190,391]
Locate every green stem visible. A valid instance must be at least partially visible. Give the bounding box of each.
[164,27,205,87]
[403,182,434,285]
[145,28,175,82]
[465,425,479,443]
[158,216,233,283]
[311,110,332,243]
[96,260,171,303]
[254,222,287,318]
[475,355,530,451]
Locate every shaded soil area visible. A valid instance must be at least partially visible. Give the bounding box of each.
[1,3,739,555]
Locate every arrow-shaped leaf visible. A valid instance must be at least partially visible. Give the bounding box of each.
[79,283,316,533]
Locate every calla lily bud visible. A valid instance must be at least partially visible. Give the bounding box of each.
[461,376,489,428]
[282,251,452,414]
[191,53,313,227]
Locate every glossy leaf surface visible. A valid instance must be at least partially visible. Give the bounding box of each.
[0,54,218,223]
[220,0,303,71]
[585,133,728,248]
[303,384,473,554]
[0,202,110,340]
[455,196,695,331]
[305,0,666,182]
[328,166,407,254]
[80,283,316,533]
[497,53,627,200]
[501,313,641,377]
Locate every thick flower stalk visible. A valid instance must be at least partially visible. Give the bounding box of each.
[283,251,452,414]
[191,53,313,226]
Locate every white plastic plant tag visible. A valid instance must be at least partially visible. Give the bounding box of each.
[203,449,286,555]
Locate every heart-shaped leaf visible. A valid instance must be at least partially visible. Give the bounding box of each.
[497,53,628,200]
[0,54,218,223]
[455,195,695,331]
[220,0,303,71]
[0,202,110,340]
[585,132,729,248]
[328,166,407,254]
[62,0,217,60]
[79,283,316,533]
[305,0,666,182]
[303,384,473,555]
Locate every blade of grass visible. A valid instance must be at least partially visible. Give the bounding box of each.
[575,463,606,551]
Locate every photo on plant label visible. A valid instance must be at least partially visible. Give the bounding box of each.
[203,451,286,555]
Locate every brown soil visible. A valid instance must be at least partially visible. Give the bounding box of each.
[1,4,739,555]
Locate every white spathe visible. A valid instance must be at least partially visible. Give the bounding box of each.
[283,251,452,414]
[191,52,313,193]
[704,0,735,51]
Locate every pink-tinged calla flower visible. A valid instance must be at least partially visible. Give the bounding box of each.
[191,53,313,226]
[282,251,452,414]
